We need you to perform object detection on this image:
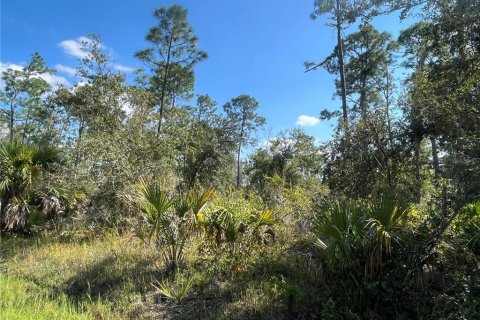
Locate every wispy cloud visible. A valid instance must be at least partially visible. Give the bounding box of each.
[1,61,70,89]
[114,64,134,72]
[41,73,70,88]
[0,62,23,90]
[54,64,76,76]
[296,115,320,126]
[58,36,91,59]
[0,61,23,72]
[118,93,134,116]
[58,37,133,74]
[263,137,294,149]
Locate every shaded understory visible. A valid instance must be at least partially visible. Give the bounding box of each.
[1,224,479,320]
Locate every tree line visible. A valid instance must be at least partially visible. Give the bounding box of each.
[0,1,479,318]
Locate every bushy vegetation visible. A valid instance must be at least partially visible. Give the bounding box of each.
[1,0,479,319]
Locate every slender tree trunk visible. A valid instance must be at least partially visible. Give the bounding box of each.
[336,0,348,128]
[236,119,246,189]
[46,111,56,142]
[74,121,85,173]
[9,97,16,143]
[360,74,367,123]
[22,108,30,143]
[157,35,174,135]
[430,136,440,180]
[171,92,176,110]
[414,136,422,203]
[384,68,396,189]
[385,71,393,148]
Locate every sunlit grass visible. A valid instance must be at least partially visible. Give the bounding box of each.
[0,274,119,320]
[1,233,160,319]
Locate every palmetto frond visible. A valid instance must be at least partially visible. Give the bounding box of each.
[313,201,363,272]
[0,142,60,195]
[366,195,408,254]
[191,187,214,215]
[152,273,193,304]
[30,144,61,168]
[173,193,194,219]
[136,179,172,219]
[250,208,275,228]
[4,197,30,231]
[365,195,409,276]
[1,142,61,231]
[135,179,172,242]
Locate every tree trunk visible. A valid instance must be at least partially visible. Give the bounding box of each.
[430,136,440,180]
[336,0,348,128]
[414,136,422,203]
[171,91,176,110]
[384,68,396,189]
[236,118,246,189]
[385,70,393,148]
[74,121,85,173]
[9,97,16,143]
[22,108,30,143]
[360,74,367,123]
[157,34,174,135]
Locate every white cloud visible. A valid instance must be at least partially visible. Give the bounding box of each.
[296,115,320,126]
[1,61,69,89]
[0,62,23,90]
[75,81,88,87]
[58,37,133,75]
[58,36,91,59]
[114,64,134,72]
[0,62,24,72]
[55,64,76,76]
[40,73,70,88]
[69,81,89,93]
[119,93,134,116]
[263,137,294,150]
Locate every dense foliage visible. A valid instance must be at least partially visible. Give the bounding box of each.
[1,1,479,319]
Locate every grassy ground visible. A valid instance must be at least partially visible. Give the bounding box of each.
[0,229,311,319]
[2,221,477,319]
[0,233,159,319]
[0,275,119,320]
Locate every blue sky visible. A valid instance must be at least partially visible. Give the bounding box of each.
[1,0,416,143]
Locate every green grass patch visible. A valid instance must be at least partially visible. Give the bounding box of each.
[0,274,120,320]
[0,234,161,319]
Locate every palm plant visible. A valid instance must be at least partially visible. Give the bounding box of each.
[456,201,480,252]
[3,197,30,230]
[173,187,215,231]
[0,142,60,230]
[136,180,181,268]
[190,187,214,228]
[250,209,275,228]
[364,195,409,276]
[249,208,276,243]
[135,180,215,270]
[152,272,194,304]
[1,143,37,199]
[204,192,254,244]
[136,179,172,241]
[313,201,364,274]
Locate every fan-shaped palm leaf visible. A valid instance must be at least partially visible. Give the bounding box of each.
[173,193,194,219]
[365,195,409,276]
[313,201,363,272]
[249,209,275,228]
[191,187,215,215]
[135,179,172,242]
